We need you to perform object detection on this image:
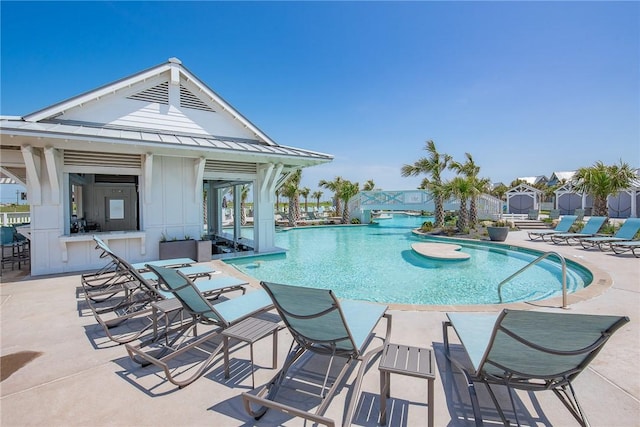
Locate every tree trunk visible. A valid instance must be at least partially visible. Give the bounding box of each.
[342,202,350,224]
[469,197,477,227]
[457,198,468,231]
[288,199,296,226]
[434,196,445,228]
[593,196,608,217]
[335,197,342,218]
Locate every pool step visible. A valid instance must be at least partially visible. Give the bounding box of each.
[513,220,550,229]
[503,289,557,303]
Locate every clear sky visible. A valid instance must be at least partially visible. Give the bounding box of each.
[1,1,638,203]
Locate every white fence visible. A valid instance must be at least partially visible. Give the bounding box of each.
[0,212,31,226]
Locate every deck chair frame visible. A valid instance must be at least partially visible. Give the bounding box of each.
[610,240,640,257]
[82,237,245,344]
[527,215,577,241]
[125,265,273,388]
[443,309,629,427]
[242,281,392,427]
[549,216,607,245]
[578,218,640,251]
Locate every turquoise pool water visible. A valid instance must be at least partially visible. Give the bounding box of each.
[226,214,592,305]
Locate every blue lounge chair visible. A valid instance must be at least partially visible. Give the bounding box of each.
[528,215,577,241]
[242,281,392,427]
[549,216,607,245]
[443,309,629,427]
[579,218,640,251]
[125,265,273,387]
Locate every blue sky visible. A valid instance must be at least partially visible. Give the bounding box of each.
[1,1,638,203]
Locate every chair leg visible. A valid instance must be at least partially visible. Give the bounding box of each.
[552,383,590,427]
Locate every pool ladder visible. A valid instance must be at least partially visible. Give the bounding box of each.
[498,251,568,309]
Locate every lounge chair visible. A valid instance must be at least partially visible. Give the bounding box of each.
[549,216,607,245]
[82,235,214,302]
[443,309,629,427]
[82,239,247,344]
[579,218,640,251]
[527,215,577,241]
[609,240,640,257]
[125,265,274,388]
[242,281,392,427]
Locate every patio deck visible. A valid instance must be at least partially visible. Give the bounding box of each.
[1,230,638,426]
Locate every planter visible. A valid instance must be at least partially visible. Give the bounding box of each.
[159,240,196,260]
[196,239,212,262]
[159,239,212,261]
[487,226,509,242]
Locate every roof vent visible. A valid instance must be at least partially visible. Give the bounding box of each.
[180,84,215,112]
[127,82,169,105]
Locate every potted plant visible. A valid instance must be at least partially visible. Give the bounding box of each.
[487,220,510,242]
[159,233,196,260]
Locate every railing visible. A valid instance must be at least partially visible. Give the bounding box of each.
[350,191,502,220]
[0,212,31,226]
[498,251,568,309]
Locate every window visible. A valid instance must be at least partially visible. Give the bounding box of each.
[67,174,139,233]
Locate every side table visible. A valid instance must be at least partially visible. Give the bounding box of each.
[222,317,280,389]
[378,343,435,426]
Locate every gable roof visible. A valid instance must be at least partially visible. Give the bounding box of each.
[549,171,575,183]
[23,58,275,146]
[506,183,542,194]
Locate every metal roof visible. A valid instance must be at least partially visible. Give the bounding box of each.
[0,119,333,162]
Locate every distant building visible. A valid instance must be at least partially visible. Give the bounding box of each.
[516,175,548,186]
[547,171,576,187]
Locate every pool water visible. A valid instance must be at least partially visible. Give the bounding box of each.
[226,214,592,305]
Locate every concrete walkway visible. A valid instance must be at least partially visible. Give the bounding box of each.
[1,230,638,426]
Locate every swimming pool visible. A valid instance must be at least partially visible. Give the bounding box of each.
[226,214,592,305]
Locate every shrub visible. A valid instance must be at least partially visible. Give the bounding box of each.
[420,221,434,232]
[569,221,584,233]
[443,226,457,236]
[599,222,618,235]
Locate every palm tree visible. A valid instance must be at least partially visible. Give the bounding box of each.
[280,169,302,226]
[299,187,310,216]
[239,184,250,225]
[442,176,474,231]
[450,153,483,228]
[363,179,375,191]
[572,160,637,217]
[275,188,281,213]
[319,176,345,217]
[490,183,508,201]
[312,190,323,210]
[401,140,451,227]
[337,180,359,224]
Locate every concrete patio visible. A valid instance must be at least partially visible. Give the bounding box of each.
[1,230,638,426]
